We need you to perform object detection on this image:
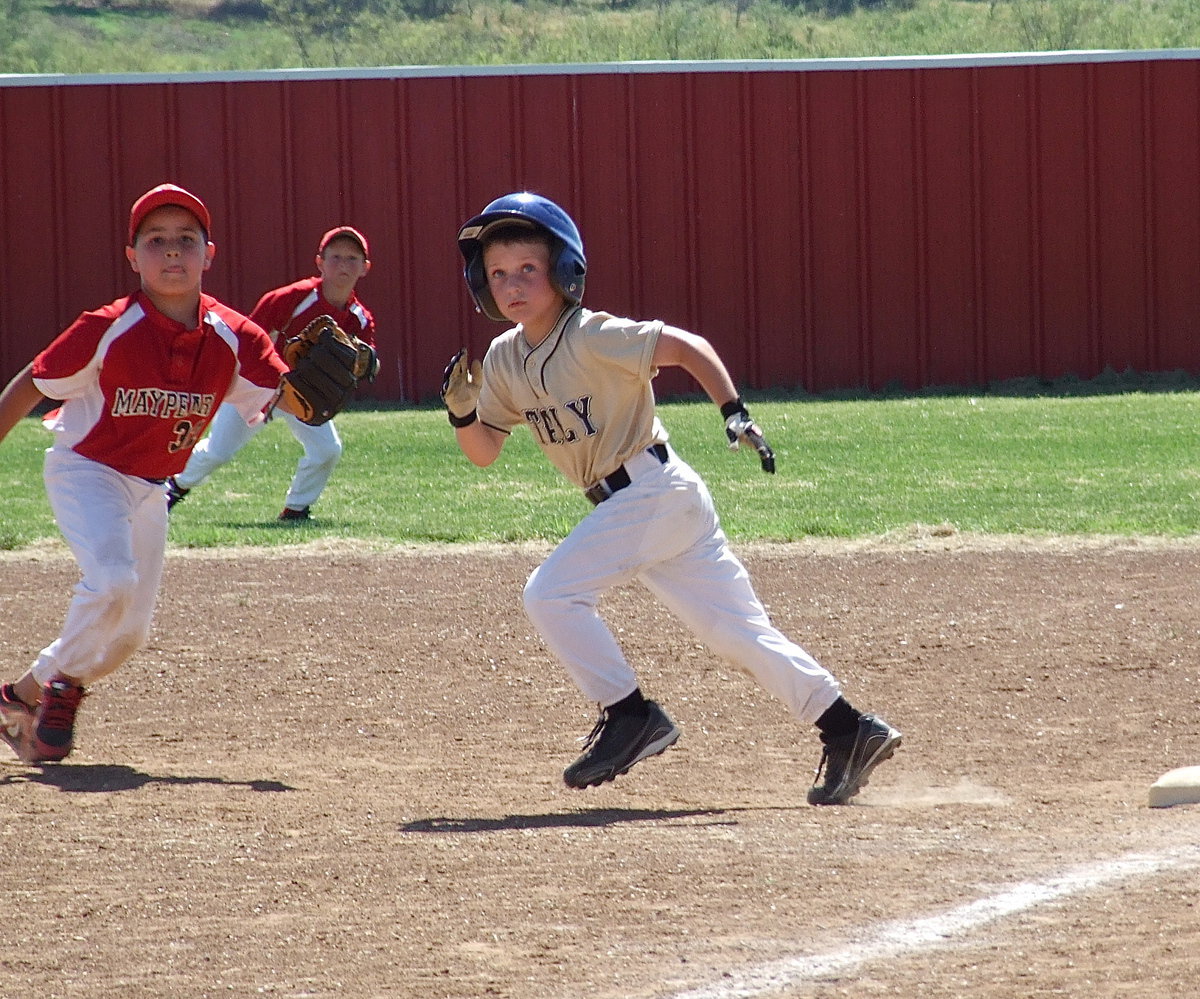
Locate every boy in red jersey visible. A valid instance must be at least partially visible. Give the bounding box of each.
[0,183,307,764]
[166,226,377,521]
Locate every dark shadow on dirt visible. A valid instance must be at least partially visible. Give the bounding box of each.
[400,807,741,833]
[0,763,294,793]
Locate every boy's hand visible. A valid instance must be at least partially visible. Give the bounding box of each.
[442,349,483,428]
[721,398,776,474]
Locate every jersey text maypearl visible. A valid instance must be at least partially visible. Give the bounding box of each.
[111,388,216,419]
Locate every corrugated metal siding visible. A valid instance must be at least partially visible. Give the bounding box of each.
[2,53,1199,402]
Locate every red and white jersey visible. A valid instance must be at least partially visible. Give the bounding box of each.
[33,290,288,480]
[249,276,377,357]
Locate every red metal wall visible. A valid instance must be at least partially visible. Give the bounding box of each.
[2,52,1198,403]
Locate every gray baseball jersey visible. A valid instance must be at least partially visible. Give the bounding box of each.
[476,306,671,490]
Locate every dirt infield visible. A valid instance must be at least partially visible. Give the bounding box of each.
[2,536,1199,998]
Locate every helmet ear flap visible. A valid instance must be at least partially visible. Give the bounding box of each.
[554,251,585,305]
[463,249,505,322]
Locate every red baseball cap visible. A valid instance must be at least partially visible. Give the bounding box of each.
[318,225,369,257]
[128,184,211,245]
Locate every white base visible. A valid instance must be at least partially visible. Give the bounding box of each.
[1148,766,1200,808]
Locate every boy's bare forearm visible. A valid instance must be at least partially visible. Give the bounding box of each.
[684,350,739,408]
[654,326,738,407]
[455,421,506,467]
[0,363,46,446]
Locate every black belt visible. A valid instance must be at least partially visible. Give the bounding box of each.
[585,443,669,506]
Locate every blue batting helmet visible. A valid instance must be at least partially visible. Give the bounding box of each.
[456,192,586,322]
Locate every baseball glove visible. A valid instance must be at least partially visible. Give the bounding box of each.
[721,398,776,474]
[275,315,379,426]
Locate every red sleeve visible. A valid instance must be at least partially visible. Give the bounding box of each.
[247,277,321,344]
[33,298,129,384]
[236,321,289,387]
[206,298,288,388]
[247,287,296,341]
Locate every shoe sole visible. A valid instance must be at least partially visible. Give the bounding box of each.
[29,740,72,764]
[808,730,902,806]
[1,710,37,764]
[564,724,681,789]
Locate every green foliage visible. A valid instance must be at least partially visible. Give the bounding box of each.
[800,0,916,20]
[264,0,381,65]
[5,0,1200,73]
[4,372,1200,551]
[0,0,42,72]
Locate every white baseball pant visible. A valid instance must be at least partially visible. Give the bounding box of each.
[174,401,343,509]
[522,446,842,723]
[33,448,168,685]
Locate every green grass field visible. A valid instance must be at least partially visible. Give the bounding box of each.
[4,374,1199,551]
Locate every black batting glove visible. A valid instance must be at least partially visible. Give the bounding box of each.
[721,397,776,474]
[442,349,482,428]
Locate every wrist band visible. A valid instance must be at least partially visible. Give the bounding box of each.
[720,397,746,420]
[448,409,478,428]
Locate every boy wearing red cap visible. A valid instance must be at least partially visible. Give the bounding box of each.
[166,226,377,520]
[0,183,307,763]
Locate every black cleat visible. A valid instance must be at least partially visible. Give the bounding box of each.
[165,477,189,511]
[807,713,901,805]
[564,700,680,789]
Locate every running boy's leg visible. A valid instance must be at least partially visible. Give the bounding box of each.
[13,451,169,760]
[524,477,699,786]
[640,531,842,724]
[279,413,343,511]
[35,449,166,686]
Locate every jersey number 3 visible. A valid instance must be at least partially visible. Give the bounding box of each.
[169,419,203,453]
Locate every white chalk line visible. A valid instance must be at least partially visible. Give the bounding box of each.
[664,844,1200,999]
